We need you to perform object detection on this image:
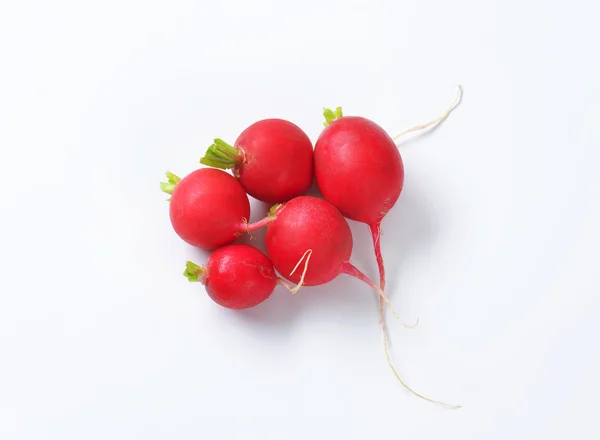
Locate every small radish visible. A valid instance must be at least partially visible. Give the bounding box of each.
[260,196,402,317]
[315,88,462,407]
[183,244,297,309]
[160,168,270,249]
[199,119,314,204]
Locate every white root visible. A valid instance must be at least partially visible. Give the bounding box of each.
[381,326,461,409]
[392,85,463,141]
[381,86,462,406]
[288,249,313,294]
[374,285,419,329]
[277,278,296,292]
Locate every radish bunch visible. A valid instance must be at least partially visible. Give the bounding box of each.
[160,87,462,407]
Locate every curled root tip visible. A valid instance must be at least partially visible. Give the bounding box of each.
[401,317,419,329]
[390,307,419,329]
[383,335,460,409]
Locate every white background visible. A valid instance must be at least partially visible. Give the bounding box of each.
[1,1,599,439]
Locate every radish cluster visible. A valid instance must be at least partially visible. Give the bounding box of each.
[160,87,462,407]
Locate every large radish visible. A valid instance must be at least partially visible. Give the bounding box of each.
[314,87,462,407]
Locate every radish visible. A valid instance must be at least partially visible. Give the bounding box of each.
[315,87,462,407]
[261,196,404,318]
[160,168,270,249]
[199,119,314,204]
[316,88,462,289]
[183,244,297,309]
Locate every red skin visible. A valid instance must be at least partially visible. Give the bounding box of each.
[314,116,404,226]
[204,245,277,309]
[169,168,250,249]
[234,119,314,204]
[314,116,404,290]
[265,196,353,286]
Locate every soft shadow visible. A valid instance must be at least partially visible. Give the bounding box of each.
[222,178,443,343]
[232,267,381,336]
[378,180,441,302]
[304,179,324,198]
[229,186,379,341]
[347,218,379,289]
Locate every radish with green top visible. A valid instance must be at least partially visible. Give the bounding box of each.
[199,119,314,204]
[314,87,462,407]
[184,244,297,309]
[316,87,462,290]
[160,168,271,250]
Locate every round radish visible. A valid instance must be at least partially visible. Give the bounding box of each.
[314,89,462,408]
[315,112,403,290]
[266,196,353,286]
[183,244,295,309]
[262,196,397,311]
[316,88,462,290]
[160,168,269,250]
[199,119,314,204]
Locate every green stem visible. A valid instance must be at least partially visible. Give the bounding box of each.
[322,106,344,126]
[183,261,206,283]
[160,171,181,200]
[200,138,243,169]
[268,203,283,217]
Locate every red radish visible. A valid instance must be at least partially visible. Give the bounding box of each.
[315,112,403,289]
[160,168,270,250]
[183,244,296,309]
[199,119,314,204]
[316,88,462,290]
[314,87,462,407]
[261,196,400,315]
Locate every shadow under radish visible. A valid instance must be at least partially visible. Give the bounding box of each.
[225,171,446,345]
[230,188,381,338]
[230,175,443,334]
[304,178,324,199]
[376,177,442,321]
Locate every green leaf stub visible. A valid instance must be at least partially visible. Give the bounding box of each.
[323,106,344,126]
[183,261,205,282]
[160,171,182,196]
[200,138,242,169]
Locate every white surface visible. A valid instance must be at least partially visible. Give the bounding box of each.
[1,1,599,438]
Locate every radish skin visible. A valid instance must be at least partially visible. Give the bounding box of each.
[160,168,272,249]
[261,196,401,316]
[184,244,297,309]
[200,119,314,204]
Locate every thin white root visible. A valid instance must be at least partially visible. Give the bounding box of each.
[392,85,463,141]
[375,286,419,329]
[277,278,296,292]
[382,328,461,409]
[288,249,313,294]
[401,316,420,330]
